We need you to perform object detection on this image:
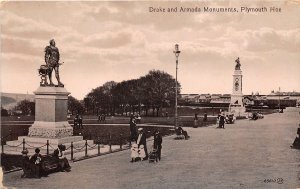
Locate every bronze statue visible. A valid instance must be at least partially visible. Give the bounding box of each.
[43,39,64,87]
[235,57,241,70]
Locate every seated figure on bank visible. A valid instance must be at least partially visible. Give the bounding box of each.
[292,124,300,149]
[53,144,71,172]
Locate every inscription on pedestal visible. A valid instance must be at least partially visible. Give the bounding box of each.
[28,127,73,138]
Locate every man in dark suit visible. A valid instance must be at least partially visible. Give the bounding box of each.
[219,113,226,129]
[136,128,148,160]
[129,117,137,145]
[153,130,162,161]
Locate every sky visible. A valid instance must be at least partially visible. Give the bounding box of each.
[1,1,300,100]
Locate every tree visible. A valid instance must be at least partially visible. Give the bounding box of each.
[68,96,84,115]
[85,81,117,115]
[141,70,180,116]
[16,100,35,115]
[84,70,181,117]
[1,106,9,116]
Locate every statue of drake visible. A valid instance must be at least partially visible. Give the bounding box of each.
[43,39,64,87]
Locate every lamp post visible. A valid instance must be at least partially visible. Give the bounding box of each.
[173,44,181,128]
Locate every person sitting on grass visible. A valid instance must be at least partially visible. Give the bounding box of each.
[177,127,190,140]
[55,144,71,172]
[21,149,32,178]
[292,124,300,149]
[30,148,43,178]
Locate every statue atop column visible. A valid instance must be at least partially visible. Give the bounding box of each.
[38,39,64,87]
[235,57,241,70]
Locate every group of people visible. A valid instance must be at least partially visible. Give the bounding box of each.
[21,145,71,178]
[74,114,83,129]
[129,115,162,162]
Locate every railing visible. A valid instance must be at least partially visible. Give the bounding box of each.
[1,132,131,162]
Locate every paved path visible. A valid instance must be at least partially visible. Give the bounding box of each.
[2,108,300,189]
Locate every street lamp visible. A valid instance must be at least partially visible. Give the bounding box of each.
[173,44,181,128]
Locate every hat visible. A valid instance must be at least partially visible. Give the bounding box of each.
[138,128,143,131]
[35,148,40,153]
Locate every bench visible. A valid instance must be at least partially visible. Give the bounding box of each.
[41,155,60,173]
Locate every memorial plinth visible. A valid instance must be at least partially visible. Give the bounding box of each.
[5,86,94,156]
[229,58,246,117]
[28,87,73,138]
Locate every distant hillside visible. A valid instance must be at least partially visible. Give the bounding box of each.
[1,92,34,110]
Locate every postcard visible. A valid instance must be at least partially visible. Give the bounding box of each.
[1,1,300,189]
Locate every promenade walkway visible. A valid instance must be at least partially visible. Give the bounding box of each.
[2,108,300,189]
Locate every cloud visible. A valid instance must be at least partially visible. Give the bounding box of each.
[1,36,41,57]
[1,11,59,40]
[224,27,300,53]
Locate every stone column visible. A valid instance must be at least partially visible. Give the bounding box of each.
[28,87,73,138]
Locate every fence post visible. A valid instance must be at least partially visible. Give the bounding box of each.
[119,134,122,150]
[22,138,25,151]
[109,133,112,153]
[85,140,88,157]
[46,140,49,155]
[97,137,100,155]
[23,129,26,136]
[71,142,74,161]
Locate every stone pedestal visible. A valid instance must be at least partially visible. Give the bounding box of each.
[4,86,95,158]
[28,87,73,138]
[229,65,246,117]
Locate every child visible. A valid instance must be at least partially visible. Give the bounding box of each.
[130,144,139,162]
[138,145,146,160]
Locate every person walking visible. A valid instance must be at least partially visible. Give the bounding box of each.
[193,113,199,128]
[136,128,148,160]
[203,113,208,122]
[219,113,226,129]
[153,130,162,161]
[78,115,83,129]
[129,116,137,145]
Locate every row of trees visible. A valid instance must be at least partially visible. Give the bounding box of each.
[2,70,179,117]
[84,70,180,116]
